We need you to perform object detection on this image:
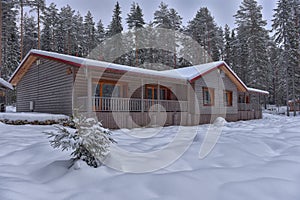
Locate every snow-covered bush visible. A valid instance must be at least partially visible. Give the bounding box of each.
[46,116,115,168]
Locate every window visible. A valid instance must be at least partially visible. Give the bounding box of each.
[102,83,121,97]
[246,95,250,104]
[238,94,250,104]
[93,80,125,98]
[224,90,233,106]
[238,94,244,103]
[92,80,126,111]
[146,86,157,99]
[203,87,214,106]
[146,85,170,100]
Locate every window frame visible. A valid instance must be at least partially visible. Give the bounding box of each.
[93,79,127,98]
[203,87,215,106]
[224,90,233,107]
[145,84,171,100]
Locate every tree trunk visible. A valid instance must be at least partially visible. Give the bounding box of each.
[37,3,40,50]
[0,0,2,77]
[20,0,24,61]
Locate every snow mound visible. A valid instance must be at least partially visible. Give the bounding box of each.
[0,112,69,122]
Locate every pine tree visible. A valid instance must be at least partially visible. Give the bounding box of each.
[186,7,220,62]
[153,2,171,29]
[168,8,183,68]
[82,11,96,56]
[272,0,300,114]
[234,0,270,90]
[230,30,239,70]
[169,8,182,31]
[41,2,59,51]
[96,19,105,44]
[106,2,123,37]
[152,3,184,68]
[1,1,20,80]
[57,5,75,54]
[46,116,114,168]
[23,13,37,56]
[27,0,46,49]
[126,2,146,66]
[73,11,84,56]
[126,2,145,29]
[105,2,124,64]
[223,24,232,65]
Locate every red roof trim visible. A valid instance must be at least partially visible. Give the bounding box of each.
[189,63,248,91]
[28,51,184,82]
[31,52,82,68]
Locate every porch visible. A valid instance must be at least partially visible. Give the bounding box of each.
[238,103,262,120]
[78,96,188,112]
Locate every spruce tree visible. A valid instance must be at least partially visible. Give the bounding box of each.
[23,13,37,56]
[41,2,59,52]
[223,24,232,65]
[57,5,75,54]
[105,2,124,64]
[73,11,84,56]
[1,1,20,80]
[27,0,46,49]
[83,11,96,56]
[234,0,270,90]
[186,7,220,61]
[96,19,105,44]
[106,2,123,37]
[126,2,145,29]
[126,2,145,66]
[153,2,171,29]
[272,0,300,114]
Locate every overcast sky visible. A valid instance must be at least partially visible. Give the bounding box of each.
[48,0,276,30]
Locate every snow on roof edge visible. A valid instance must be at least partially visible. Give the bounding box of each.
[222,62,248,91]
[247,87,269,95]
[19,49,186,81]
[9,49,33,83]
[9,50,268,96]
[0,78,13,90]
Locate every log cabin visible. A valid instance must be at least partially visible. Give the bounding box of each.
[9,50,269,128]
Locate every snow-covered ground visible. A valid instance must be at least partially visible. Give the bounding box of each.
[1,113,300,200]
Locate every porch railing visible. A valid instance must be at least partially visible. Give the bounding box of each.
[77,97,188,112]
[238,103,262,111]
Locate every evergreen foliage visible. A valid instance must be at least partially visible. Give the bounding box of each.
[46,116,115,168]
[1,0,20,80]
[234,0,270,90]
[1,0,300,107]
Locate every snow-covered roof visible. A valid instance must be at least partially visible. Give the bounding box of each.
[164,61,224,80]
[9,49,268,94]
[0,78,13,90]
[9,49,184,83]
[247,87,269,95]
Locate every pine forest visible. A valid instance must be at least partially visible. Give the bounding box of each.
[1,0,300,107]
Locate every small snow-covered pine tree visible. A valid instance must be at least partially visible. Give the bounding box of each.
[46,116,114,168]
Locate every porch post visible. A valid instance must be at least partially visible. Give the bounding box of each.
[141,79,144,112]
[157,81,160,112]
[87,70,93,114]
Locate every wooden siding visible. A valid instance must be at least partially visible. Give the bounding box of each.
[0,88,5,104]
[16,58,74,115]
[194,70,238,117]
